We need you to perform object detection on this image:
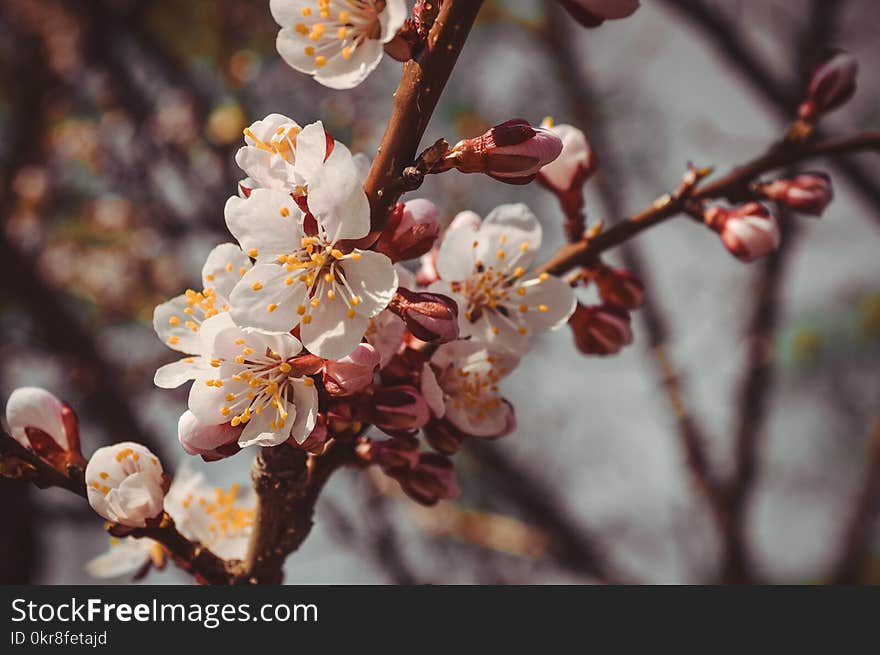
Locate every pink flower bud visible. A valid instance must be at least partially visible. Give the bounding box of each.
[538,119,597,192]
[758,172,833,216]
[177,410,242,462]
[398,453,460,506]
[569,303,633,355]
[448,119,563,185]
[325,399,367,439]
[374,199,441,262]
[355,435,420,471]
[371,385,431,437]
[85,442,168,527]
[5,386,83,469]
[424,418,467,455]
[388,287,460,344]
[798,53,858,123]
[704,202,781,262]
[594,266,645,310]
[447,210,482,233]
[323,343,380,396]
[558,0,640,28]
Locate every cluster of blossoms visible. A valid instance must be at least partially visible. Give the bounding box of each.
[146,108,582,506]
[1,0,858,584]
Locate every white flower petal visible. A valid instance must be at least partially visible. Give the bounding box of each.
[300,293,369,360]
[306,143,370,241]
[288,379,318,444]
[229,264,308,333]
[86,539,154,579]
[237,402,296,448]
[154,357,208,389]
[293,121,328,182]
[201,243,253,300]
[436,222,479,281]
[152,295,203,354]
[421,363,445,417]
[224,190,303,261]
[512,274,577,333]
[342,250,398,318]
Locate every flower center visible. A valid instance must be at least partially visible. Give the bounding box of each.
[293,1,385,68]
[183,483,255,543]
[449,365,503,420]
[243,124,301,163]
[204,343,315,430]
[165,287,231,347]
[270,235,364,323]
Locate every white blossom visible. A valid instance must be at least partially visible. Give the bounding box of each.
[86,442,166,528]
[188,321,319,448]
[270,0,407,90]
[422,341,518,437]
[235,114,330,192]
[5,387,71,451]
[226,138,397,360]
[430,204,576,353]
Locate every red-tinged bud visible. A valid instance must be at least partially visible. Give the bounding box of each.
[238,179,253,198]
[5,386,85,470]
[558,0,640,28]
[388,287,460,343]
[447,119,563,185]
[704,202,781,262]
[383,18,420,62]
[398,453,460,506]
[178,410,242,462]
[757,172,833,216]
[538,118,597,193]
[371,385,430,437]
[355,435,420,471]
[323,343,380,396]
[797,53,858,123]
[374,199,441,262]
[594,265,645,310]
[325,398,368,439]
[423,418,467,455]
[569,303,633,355]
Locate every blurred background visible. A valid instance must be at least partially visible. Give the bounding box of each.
[0,0,878,584]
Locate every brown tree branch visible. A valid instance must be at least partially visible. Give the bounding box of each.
[363,0,485,241]
[536,131,880,277]
[242,440,358,584]
[659,0,880,221]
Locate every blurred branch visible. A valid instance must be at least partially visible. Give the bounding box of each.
[0,16,167,462]
[363,0,485,241]
[831,418,880,583]
[659,0,880,222]
[542,4,728,566]
[466,440,621,583]
[537,131,880,277]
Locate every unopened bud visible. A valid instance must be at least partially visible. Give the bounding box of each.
[371,385,430,437]
[569,303,633,355]
[289,414,328,454]
[538,118,597,192]
[594,265,645,310]
[323,343,380,396]
[355,435,420,471]
[798,53,858,123]
[5,386,83,470]
[325,399,366,439]
[178,410,241,462]
[374,199,441,262]
[424,419,467,455]
[558,0,640,28]
[704,202,781,262]
[389,287,460,343]
[448,119,563,185]
[758,172,833,216]
[85,442,167,527]
[399,453,460,506]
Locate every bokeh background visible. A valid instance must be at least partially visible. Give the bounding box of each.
[1,0,878,584]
